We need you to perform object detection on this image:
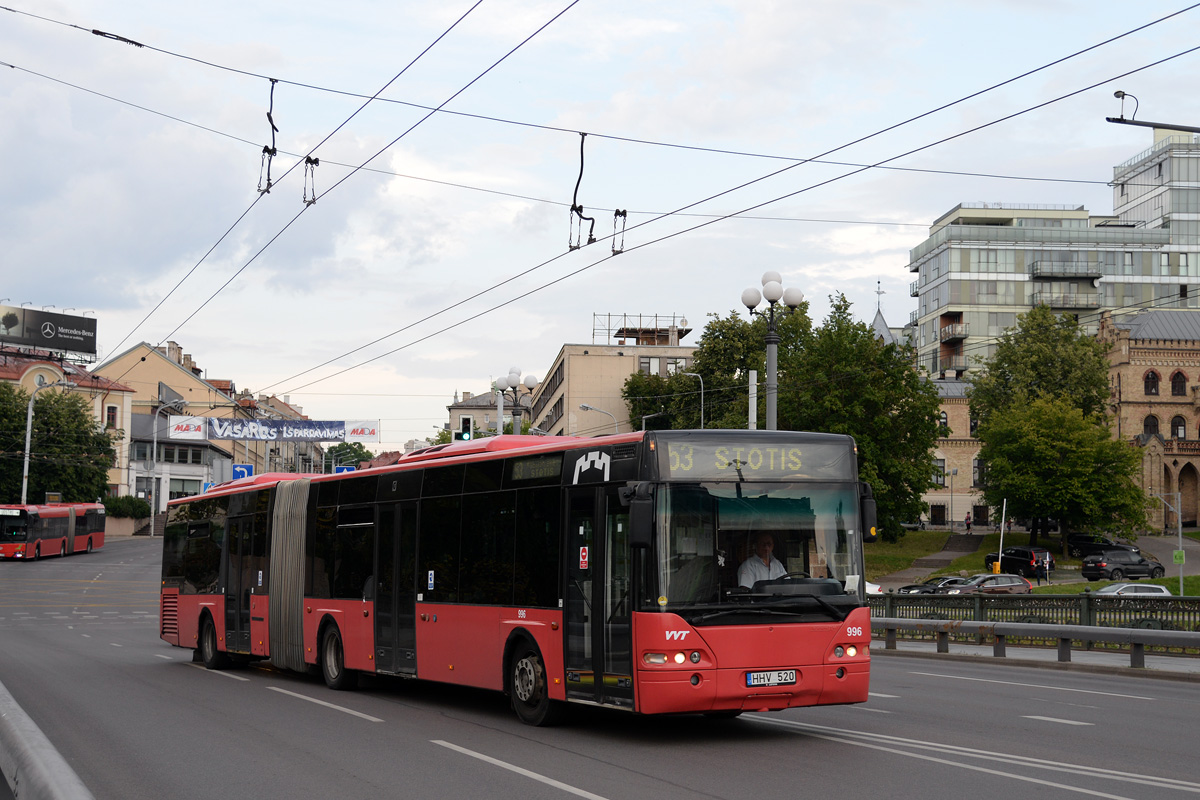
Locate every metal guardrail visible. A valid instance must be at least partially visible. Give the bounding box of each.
[872,617,1200,669]
[0,677,94,799]
[867,593,1200,632]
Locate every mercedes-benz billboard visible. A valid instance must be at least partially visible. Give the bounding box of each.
[0,305,97,355]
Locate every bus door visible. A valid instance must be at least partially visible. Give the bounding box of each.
[66,508,76,553]
[374,501,418,674]
[224,515,253,653]
[564,487,633,709]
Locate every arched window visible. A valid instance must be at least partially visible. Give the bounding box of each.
[1173,416,1187,439]
[938,411,948,432]
[1172,372,1188,396]
[1144,371,1160,396]
[1144,416,1160,436]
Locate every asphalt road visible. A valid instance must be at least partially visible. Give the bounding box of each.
[3,537,1199,800]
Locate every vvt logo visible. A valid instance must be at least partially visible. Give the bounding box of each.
[665,631,690,641]
[572,451,610,484]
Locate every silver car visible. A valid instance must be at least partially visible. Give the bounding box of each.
[1092,582,1172,597]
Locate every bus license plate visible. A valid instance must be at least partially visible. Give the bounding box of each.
[746,670,796,688]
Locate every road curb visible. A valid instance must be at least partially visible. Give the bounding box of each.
[872,645,1200,683]
[0,677,94,800]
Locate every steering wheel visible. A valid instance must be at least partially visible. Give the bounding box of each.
[781,571,810,579]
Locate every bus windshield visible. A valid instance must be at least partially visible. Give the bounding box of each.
[1,516,28,541]
[645,482,864,612]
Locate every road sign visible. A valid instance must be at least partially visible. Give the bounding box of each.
[334,465,356,473]
[202,482,214,493]
[1174,550,1186,565]
[232,464,254,480]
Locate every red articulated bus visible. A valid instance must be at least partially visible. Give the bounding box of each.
[0,502,106,560]
[159,429,878,725]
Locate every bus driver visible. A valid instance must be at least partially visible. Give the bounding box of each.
[738,531,787,588]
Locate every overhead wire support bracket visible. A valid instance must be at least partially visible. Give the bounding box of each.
[568,132,596,250]
[303,156,320,206]
[612,209,626,255]
[258,78,281,194]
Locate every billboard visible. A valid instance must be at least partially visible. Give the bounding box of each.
[169,416,381,443]
[0,305,97,355]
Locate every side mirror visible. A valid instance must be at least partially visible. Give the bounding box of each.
[860,483,878,543]
[626,482,654,549]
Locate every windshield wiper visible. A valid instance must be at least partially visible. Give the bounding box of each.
[693,595,851,623]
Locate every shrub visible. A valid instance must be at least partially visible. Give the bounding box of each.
[103,495,151,519]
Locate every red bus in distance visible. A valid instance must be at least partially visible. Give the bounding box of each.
[0,502,106,560]
[159,429,877,725]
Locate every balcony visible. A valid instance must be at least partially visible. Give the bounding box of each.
[940,356,970,373]
[1028,260,1103,279]
[910,280,920,297]
[939,323,969,342]
[909,309,919,324]
[1030,292,1101,309]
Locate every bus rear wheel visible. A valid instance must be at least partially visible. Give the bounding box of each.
[321,625,355,690]
[86,538,92,554]
[510,642,562,726]
[200,616,229,670]
[60,542,66,557]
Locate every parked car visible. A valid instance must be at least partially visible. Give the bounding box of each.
[1066,534,1138,559]
[983,546,1056,578]
[1081,550,1165,581]
[937,573,1032,595]
[1091,582,1172,596]
[895,576,970,594]
[865,580,883,595]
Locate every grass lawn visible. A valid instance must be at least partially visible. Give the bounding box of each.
[864,529,950,579]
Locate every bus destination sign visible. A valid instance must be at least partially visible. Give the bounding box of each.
[662,440,854,481]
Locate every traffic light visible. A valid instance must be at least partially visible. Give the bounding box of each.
[455,417,473,441]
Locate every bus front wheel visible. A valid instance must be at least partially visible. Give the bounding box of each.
[510,642,563,726]
[201,616,229,670]
[321,625,355,690]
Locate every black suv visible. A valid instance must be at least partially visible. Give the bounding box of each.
[983,546,1056,578]
[1066,534,1138,559]
[1081,550,1165,581]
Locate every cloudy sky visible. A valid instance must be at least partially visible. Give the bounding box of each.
[3,1,1198,449]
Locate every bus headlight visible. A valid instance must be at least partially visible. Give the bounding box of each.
[643,653,667,665]
[673,652,686,664]
[846,646,858,657]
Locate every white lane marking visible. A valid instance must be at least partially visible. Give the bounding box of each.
[155,654,173,660]
[855,707,891,713]
[868,692,899,698]
[81,633,90,638]
[754,718,1133,799]
[909,671,1154,700]
[754,719,1200,794]
[1023,716,1093,726]
[186,663,249,682]
[267,687,383,722]
[433,740,611,800]
[109,643,122,647]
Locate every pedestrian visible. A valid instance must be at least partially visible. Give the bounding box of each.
[1035,559,1046,586]
[965,513,972,533]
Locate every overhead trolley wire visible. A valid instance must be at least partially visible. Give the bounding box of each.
[5,2,1197,166]
[268,43,1200,397]
[99,0,490,374]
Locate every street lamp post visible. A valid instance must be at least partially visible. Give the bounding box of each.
[682,372,704,429]
[641,410,667,430]
[151,400,187,518]
[21,380,73,504]
[579,403,619,434]
[495,367,539,435]
[742,272,804,431]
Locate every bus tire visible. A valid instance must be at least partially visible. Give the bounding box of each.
[60,542,66,557]
[32,545,40,561]
[86,538,93,554]
[201,615,230,670]
[509,641,563,726]
[320,624,355,691]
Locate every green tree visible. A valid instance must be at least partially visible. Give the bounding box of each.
[977,396,1147,537]
[0,382,117,502]
[324,441,373,472]
[969,304,1110,427]
[969,305,1132,545]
